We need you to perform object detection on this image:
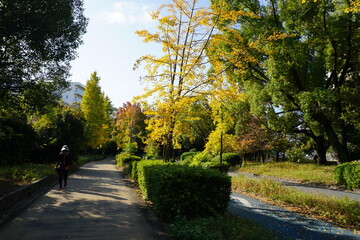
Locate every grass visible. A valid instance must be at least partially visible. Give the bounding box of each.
[166,213,278,240]
[0,154,105,185]
[0,163,54,185]
[232,175,360,230]
[237,162,337,185]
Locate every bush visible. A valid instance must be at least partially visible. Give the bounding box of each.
[124,142,138,155]
[0,113,35,164]
[167,213,276,240]
[139,163,231,221]
[213,153,242,166]
[334,162,349,186]
[130,160,139,182]
[116,152,142,166]
[192,152,213,163]
[335,162,360,189]
[206,162,230,173]
[180,151,198,161]
[136,160,165,198]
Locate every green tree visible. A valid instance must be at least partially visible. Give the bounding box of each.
[210,0,359,163]
[180,97,215,152]
[31,105,86,163]
[81,72,112,150]
[0,108,36,164]
[0,0,87,112]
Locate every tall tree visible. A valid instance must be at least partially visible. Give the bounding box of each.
[209,0,359,163]
[135,0,217,161]
[31,105,85,163]
[181,97,215,151]
[114,102,147,152]
[205,83,246,164]
[81,72,112,150]
[0,0,87,112]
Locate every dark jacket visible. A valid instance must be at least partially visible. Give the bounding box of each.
[56,152,71,171]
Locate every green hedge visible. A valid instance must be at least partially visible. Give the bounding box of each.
[116,152,142,166]
[213,153,242,166]
[334,162,360,189]
[180,151,198,161]
[136,160,165,198]
[137,162,231,221]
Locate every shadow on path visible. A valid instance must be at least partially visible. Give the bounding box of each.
[0,158,165,240]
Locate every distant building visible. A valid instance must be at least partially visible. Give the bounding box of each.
[61,82,85,105]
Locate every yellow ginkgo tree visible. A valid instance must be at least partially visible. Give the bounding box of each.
[205,81,247,165]
[134,0,217,161]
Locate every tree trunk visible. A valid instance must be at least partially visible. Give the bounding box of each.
[314,112,349,163]
[163,144,171,162]
[220,132,223,166]
[314,135,328,165]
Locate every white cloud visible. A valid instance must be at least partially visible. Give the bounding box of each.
[103,1,155,25]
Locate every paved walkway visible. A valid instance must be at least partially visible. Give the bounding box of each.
[0,158,165,240]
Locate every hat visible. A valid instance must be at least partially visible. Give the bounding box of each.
[61,145,70,151]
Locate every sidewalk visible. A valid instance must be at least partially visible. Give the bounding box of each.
[0,158,165,240]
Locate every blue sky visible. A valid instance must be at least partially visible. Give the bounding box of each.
[70,0,162,108]
[70,0,210,108]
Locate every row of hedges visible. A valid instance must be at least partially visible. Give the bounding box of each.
[334,162,360,189]
[180,152,242,172]
[130,160,231,222]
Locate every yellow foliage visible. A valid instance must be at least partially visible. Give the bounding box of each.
[301,0,318,3]
[345,0,360,13]
[267,32,296,41]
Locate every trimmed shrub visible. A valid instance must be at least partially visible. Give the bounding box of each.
[130,160,138,182]
[334,162,350,185]
[206,162,230,173]
[192,152,213,163]
[343,163,360,189]
[116,152,142,166]
[180,151,198,161]
[136,160,165,198]
[334,162,360,189]
[116,152,142,175]
[213,153,242,166]
[141,163,231,221]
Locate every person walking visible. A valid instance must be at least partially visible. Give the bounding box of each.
[55,145,71,190]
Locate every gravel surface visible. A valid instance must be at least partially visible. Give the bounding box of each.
[229,192,360,240]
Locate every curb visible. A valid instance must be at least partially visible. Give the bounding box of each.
[0,175,57,226]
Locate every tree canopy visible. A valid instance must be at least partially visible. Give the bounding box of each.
[0,0,88,112]
[209,0,360,163]
[81,72,113,150]
[135,0,217,161]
